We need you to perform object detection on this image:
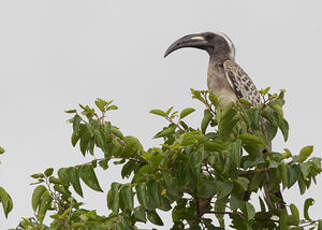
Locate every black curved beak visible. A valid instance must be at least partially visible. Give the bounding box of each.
[164,33,209,58]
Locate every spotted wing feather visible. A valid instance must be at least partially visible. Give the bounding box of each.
[223,60,261,106]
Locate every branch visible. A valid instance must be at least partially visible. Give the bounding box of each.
[206,211,234,215]
[165,116,185,132]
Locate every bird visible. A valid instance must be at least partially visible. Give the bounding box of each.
[164,31,284,210]
[164,32,261,107]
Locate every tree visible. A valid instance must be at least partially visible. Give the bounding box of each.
[0,147,13,219]
[10,88,322,229]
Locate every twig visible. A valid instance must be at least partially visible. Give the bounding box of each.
[166,116,185,132]
[44,176,64,210]
[202,92,217,116]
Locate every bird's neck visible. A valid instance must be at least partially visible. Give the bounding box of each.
[208,55,226,83]
[207,55,238,106]
[209,54,231,64]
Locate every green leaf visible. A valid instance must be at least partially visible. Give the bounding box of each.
[279,209,288,230]
[147,210,164,226]
[299,145,313,162]
[300,162,311,178]
[216,181,233,199]
[0,146,5,154]
[230,140,241,168]
[287,165,299,188]
[80,131,91,156]
[290,204,300,226]
[249,172,264,191]
[238,133,265,155]
[310,157,322,170]
[64,109,77,113]
[259,196,266,212]
[234,177,249,191]
[230,194,243,211]
[134,206,146,222]
[159,196,171,211]
[110,126,124,139]
[165,106,174,115]
[150,109,167,117]
[79,165,103,192]
[73,114,82,133]
[154,126,175,139]
[262,107,279,141]
[44,168,54,177]
[243,202,255,220]
[180,108,195,119]
[122,136,143,157]
[121,160,136,178]
[238,98,253,106]
[107,183,121,214]
[318,220,322,230]
[180,131,203,146]
[120,184,133,211]
[278,118,289,142]
[71,132,80,147]
[191,88,206,104]
[31,173,44,179]
[0,186,13,218]
[199,180,217,198]
[204,140,229,152]
[147,180,161,209]
[66,167,83,197]
[95,98,106,112]
[136,183,148,209]
[298,175,306,195]
[260,87,271,95]
[280,163,288,189]
[99,159,109,170]
[49,177,61,185]
[215,199,226,227]
[57,168,70,187]
[246,108,260,132]
[201,109,212,134]
[218,102,240,139]
[107,105,118,111]
[269,100,284,118]
[264,119,278,141]
[94,129,108,154]
[238,133,265,148]
[209,91,220,107]
[108,139,124,157]
[303,198,314,221]
[37,190,52,223]
[282,148,292,159]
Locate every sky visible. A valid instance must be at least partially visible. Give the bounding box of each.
[0,0,322,229]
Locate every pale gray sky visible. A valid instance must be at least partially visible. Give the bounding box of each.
[0,0,321,229]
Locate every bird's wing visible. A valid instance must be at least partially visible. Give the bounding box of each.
[223,59,261,106]
[223,62,283,208]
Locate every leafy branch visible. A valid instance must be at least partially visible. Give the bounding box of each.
[11,89,322,230]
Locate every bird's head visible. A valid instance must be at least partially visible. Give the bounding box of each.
[164,32,235,60]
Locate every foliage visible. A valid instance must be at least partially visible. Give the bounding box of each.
[0,147,14,219]
[11,89,322,229]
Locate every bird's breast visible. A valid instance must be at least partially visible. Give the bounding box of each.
[207,63,237,105]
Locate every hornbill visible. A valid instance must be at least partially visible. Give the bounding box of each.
[164,32,284,210]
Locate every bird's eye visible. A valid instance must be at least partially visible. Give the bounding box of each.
[205,34,214,40]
